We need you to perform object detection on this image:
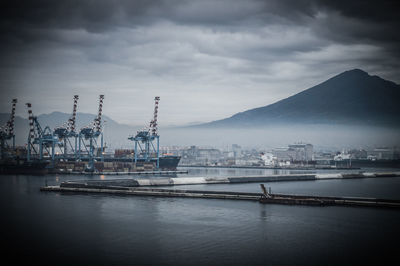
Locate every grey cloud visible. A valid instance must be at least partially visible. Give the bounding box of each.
[0,0,399,125]
[1,0,399,50]
[0,0,157,31]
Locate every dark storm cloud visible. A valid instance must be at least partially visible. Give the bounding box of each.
[0,0,157,52]
[0,0,156,31]
[313,1,400,53]
[1,0,399,57]
[1,1,398,36]
[320,0,399,22]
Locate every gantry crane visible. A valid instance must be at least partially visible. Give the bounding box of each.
[78,95,104,172]
[0,99,17,159]
[26,103,58,164]
[53,95,79,160]
[128,96,160,168]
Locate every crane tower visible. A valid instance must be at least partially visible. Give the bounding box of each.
[78,95,105,172]
[128,96,160,169]
[26,103,57,163]
[54,95,79,160]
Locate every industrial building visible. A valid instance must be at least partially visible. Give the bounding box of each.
[178,145,222,165]
[367,147,397,160]
[272,143,314,163]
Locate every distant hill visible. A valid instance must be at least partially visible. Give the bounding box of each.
[36,112,128,131]
[199,69,400,127]
[0,112,138,148]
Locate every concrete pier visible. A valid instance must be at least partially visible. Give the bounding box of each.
[259,192,400,208]
[40,185,400,209]
[41,186,262,201]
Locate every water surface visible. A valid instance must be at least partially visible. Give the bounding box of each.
[1,167,399,265]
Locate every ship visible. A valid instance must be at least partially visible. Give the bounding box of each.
[110,150,181,170]
[0,159,49,175]
[146,155,181,170]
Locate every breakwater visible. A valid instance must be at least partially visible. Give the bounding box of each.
[41,184,400,209]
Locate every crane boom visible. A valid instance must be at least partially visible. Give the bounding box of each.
[26,103,35,140]
[149,96,160,136]
[68,95,79,132]
[8,99,17,135]
[0,99,17,136]
[95,95,105,132]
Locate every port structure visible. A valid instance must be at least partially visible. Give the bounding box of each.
[78,95,104,172]
[0,99,17,160]
[128,96,160,168]
[26,103,58,164]
[53,95,79,160]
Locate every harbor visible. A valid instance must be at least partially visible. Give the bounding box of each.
[1,96,181,174]
[2,1,400,265]
[2,96,399,175]
[2,95,400,265]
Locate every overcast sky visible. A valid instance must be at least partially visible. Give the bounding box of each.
[0,0,399,126]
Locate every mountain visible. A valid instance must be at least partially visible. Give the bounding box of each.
[199,69,400,127]
[0,112,139,148]
[36,112,129,131]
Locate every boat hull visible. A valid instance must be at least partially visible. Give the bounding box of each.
[0,160,49,175]
[102,156,181,170]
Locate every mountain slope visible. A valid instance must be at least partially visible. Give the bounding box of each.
[201,69,400,127]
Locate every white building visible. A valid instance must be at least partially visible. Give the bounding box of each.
[261,153,277,166]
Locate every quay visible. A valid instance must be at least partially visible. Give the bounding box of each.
[40,184,400,209]
[179,164,360,170]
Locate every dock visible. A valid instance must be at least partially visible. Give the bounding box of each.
[40,184,400,209]
[39,171,400,209]
[179,164,360,170]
